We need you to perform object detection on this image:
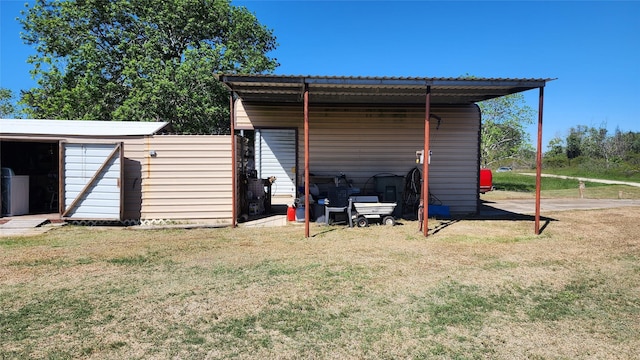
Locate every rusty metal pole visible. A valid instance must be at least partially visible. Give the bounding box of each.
[304,84,310,238]
[534,86,545,234]
[423,86,431,237]
[230,93,237,228]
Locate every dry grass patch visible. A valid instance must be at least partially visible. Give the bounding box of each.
[1,209,640,359]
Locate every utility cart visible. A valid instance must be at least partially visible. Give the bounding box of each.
[347,196,397,227]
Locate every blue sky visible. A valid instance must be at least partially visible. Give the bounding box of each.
[2,0,639,149]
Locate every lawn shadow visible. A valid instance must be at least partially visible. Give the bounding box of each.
[311,200,556,236]
[311,225,342,237]
[449,200,557,235]
[430,219,460,235]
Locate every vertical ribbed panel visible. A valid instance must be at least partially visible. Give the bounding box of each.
[237,102,480,214]
[255,129,297,198]
[63,143,122,220]
[141,135,233,223]
[64,137,147,222]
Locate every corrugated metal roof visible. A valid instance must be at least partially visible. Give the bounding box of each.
[217,74,554,105]
[0,119,169,136]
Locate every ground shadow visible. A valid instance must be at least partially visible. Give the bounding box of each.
[446,200,557,235]
[430,219,460,235]
[311,226,341,237]
[472,200,555,221]
[240,204,288,223]
[258,201,556,235]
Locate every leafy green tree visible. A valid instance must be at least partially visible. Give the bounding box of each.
[543,122,640,176]
[546,136,565,157]
[19,0,278,133]
[566,126,583,161]
[479,93,535,168]
[1,88,16,118]
[627,132,640,154]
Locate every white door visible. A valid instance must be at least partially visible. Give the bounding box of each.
[61,142,123,220]
[255,129,296,199]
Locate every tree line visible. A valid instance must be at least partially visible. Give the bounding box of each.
[544,125,640,174]
[477,94,639,177]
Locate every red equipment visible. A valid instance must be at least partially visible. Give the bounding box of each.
[479,169,493,193]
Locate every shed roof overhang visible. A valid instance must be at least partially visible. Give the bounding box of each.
[217,74,553,105]
[0,119,169,137]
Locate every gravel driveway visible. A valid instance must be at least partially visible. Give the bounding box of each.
[519,173,640,187]
[481,198,640,217]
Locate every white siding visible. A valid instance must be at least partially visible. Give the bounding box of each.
[255,129,297,198]
[236,101,480,215]
[63,143,122,220]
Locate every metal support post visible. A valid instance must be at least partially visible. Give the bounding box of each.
[304,84,310,238]
[535,87,545,234]
[423,86,431,237]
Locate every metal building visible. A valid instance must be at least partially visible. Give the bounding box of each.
[2,75,552,237]
[219,75,552,236]
[1,119,234,225]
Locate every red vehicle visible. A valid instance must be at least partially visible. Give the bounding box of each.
[479,168,493,193]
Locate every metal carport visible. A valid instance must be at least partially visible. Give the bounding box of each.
[218,75,553,237]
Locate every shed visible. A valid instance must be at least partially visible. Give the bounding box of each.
[218,75,552,236]
[1,119,234,225]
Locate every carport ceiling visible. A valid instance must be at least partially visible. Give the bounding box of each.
[217,74,553,105]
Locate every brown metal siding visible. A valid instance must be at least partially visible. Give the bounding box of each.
[236,101,480,214]
[235,100,302,130]
[141,135,232,223]
[120,140,146,221]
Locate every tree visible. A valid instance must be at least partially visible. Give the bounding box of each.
[1,88,16,118]
[19,0,278,133]
[583,126,608,159]
[610,127,630,161]
[566,126,583,161]
[546,136,565,157]
[479,93,535,168]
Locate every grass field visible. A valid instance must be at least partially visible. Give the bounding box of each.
[489,172,640,200]
[2,205,640,359]
[543,165,640,183]
[492,172,610,192]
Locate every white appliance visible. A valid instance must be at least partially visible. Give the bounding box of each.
[1,167,29,216]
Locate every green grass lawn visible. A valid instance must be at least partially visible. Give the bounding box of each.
[544,165,640,183]
[490,172,640,199]
[492,172,607,192]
